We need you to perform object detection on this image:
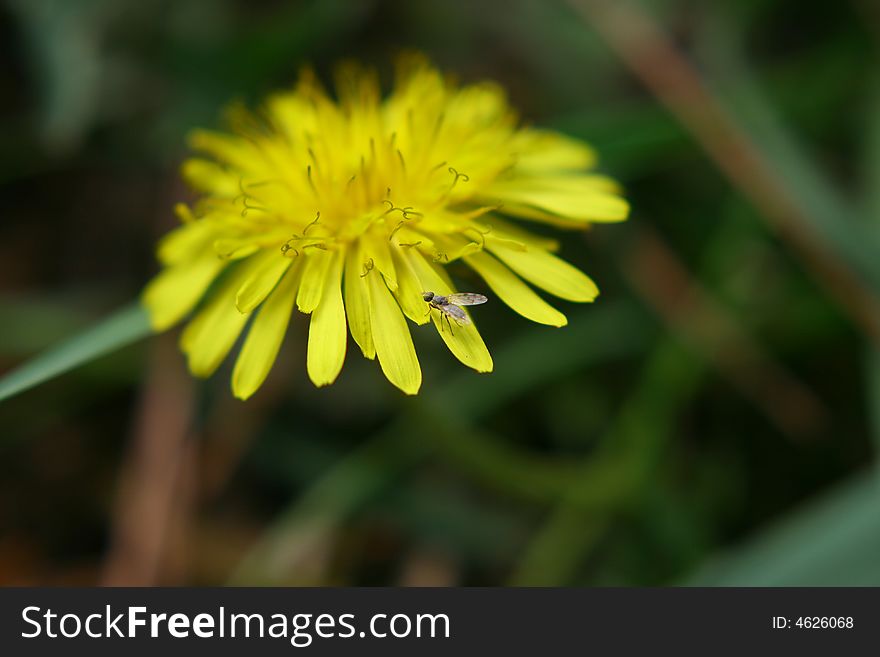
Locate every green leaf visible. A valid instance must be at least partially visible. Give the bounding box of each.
[686,471,880,586]
[0,302,152,403]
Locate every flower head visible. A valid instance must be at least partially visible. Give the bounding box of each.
[143,56,629,398]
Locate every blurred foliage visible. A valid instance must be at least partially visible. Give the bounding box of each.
[0,0,878,586]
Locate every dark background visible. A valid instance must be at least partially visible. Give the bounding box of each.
[1,0,879,586]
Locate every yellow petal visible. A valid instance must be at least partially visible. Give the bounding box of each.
[485,217,560,252]
[489,242,599,302]
[484,176,629,223]
[366,267,421,394]
[296,249,333,313]
[405,251,493,373]
[236,250,293,313]
[181,158,240,197]
[180,258,265,377]
[212,237,261,261]
[187,129,257,170]
[511,130,597,172]
[231,266,300,399]
[344,244,375,359]
[156,217,214,265]
[391,224,437,254]
[390,247,431,325]
[365,232,398,291]
[429,233,484,262]
[307,251,347,387]
[465,251,567,327]
[142,252,225,331]
[266,94,319,144]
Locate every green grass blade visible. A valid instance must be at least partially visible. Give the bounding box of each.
[686,471,880,586]
[0,302,152,403]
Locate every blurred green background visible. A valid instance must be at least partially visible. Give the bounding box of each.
[1,0,879,586]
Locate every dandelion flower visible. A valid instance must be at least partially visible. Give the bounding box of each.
[142,56,629,399]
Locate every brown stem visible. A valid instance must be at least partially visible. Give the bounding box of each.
[100,334,195,585]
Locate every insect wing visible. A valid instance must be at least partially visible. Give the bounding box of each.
[439,303,471,325]
[445,292,488,306]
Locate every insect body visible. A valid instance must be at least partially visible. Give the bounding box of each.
[422,291,488,334]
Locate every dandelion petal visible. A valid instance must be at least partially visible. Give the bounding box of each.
[143,252,224,330]
[344,245,376,360]
[465,251,567,327]
[232,267,299,399]
[366,270,421,394]
[484,176,629,224]
[181,158,240,197]
[406,251,493,374]
[236,251,293,314]
[391,248,432,325]
[180,262,257,377]
[489,242,599,303]
[307,252,347,387]
[297,250,333,314]
[510,130,597,172]
[156,217,212,265]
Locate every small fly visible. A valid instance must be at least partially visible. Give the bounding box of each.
[422,291,488,334]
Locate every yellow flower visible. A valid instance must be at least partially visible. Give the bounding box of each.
[142,56,629,399]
